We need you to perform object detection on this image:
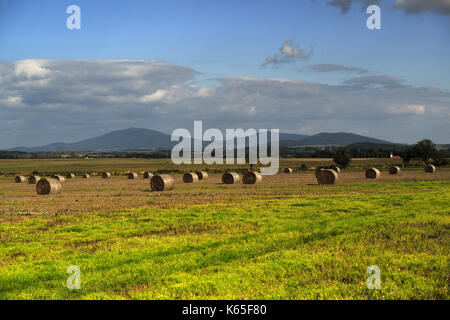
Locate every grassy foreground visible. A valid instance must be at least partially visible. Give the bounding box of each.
[0,180,448,299]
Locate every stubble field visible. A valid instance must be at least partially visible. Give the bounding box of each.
[0,158,448,299]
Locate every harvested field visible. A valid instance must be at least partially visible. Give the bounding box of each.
[0,158,448,299]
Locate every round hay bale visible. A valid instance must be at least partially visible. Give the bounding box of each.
[195,171,208,180]
[389,166,401,175]
[66,173,75,179]
[127,172,138,179]
[28,175,40,184]
[102,172,112,179]
[15,175,26,183]
[183,172,199,183]
[315,168,324,178]
[283,168,293,173]
[51,175,66,183]
[82,174,90,179]
[222,172,240,184]
[243,171,262,184]
[36,178,62,195]
[424,165,436,173]
[365,168,381,179]
[143,171,153,179]
[330,166,341,173]
[151,174,174,191]
[317,169,339,185]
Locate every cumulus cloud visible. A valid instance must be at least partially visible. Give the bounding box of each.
[261,40,312,67]
[311,64,368,74]
[0,59,449,147]
[393,0,450,15]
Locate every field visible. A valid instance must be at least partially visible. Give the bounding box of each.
[0,158,449,299]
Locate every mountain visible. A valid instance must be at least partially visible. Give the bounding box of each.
[279,133,310,141]
[9,127,172,152]
[281,132,393,147]
[7,128,393,152]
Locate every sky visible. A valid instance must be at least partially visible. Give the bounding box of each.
[0,0,449,148]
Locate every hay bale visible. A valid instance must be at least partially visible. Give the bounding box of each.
[151,174,174,191]
[425,165,436,173]
[283,168,293,173]
[127,172,138,179]
[66,173,75,179]
[28,175,40,184]
[51,175,66,183]
[36,178,62,195]
[15,175,26,183]
[317,169,339,185]
[143,172,153,179]
[82,174,90,179]
[183,172,199,183]
[102,172,112,179]
[243,171,262,184]
[222,172,240,184]
[365,168,380,179]
[330,166,341,173]
[195,171,208,180]
[315,168,324,178]
[389,166,401,175]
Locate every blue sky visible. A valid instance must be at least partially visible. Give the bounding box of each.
[0,0,449,147]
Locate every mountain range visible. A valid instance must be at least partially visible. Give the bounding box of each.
[7,127,395,152]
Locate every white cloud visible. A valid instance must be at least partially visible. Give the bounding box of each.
[0,59,449,147]
[387,104,426,115]
[14,59,50,79]
[261,40,312,67]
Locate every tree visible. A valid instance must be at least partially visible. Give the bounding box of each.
[333,147,352,168]
[404,139,439,164]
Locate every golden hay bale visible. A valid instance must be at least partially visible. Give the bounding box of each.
[143,171,153,179]
[83,174,90,179]
[425,165,436,173]
[28,175,40,184]
[51,175,66,183]
[330,166,341,173]
[15,176,26,183]
[102,172,112,179]
[183,172,199,183]
[389,166,401,174]
[317,169,339,185]
[365,168,381,179]
[283,168,293,173]
[36,178,62,195]
[222,172,240,184]
[243,171,262,184]
[66,173,75,179]
[127,172,138,179]
[195,171,208,180]
[151,174,174,191]
[315,168,324,178]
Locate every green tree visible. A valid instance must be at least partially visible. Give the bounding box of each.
[404,139,439,164]
[333,147,352,168]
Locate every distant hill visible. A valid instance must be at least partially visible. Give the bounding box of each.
[9,127,172,152]
[281,132,393,147]
[8,128,394,152]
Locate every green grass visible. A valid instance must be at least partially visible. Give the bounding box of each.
[0,181,448,299]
